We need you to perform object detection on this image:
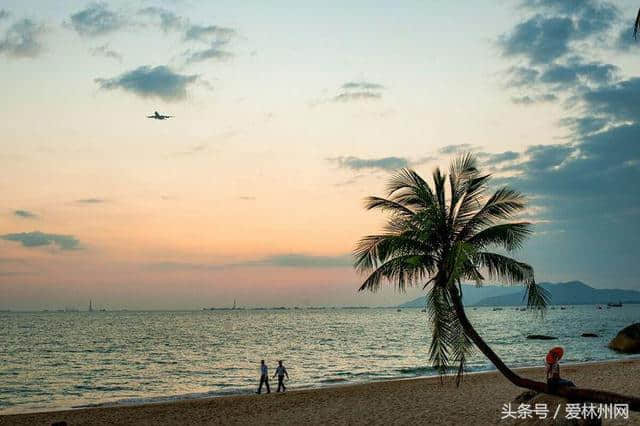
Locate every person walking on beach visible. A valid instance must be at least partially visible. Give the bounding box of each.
[545,347,575,392]
[273,360,289,393]
[257,360,270,394]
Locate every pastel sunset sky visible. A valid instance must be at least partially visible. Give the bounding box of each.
[1,0,639,309]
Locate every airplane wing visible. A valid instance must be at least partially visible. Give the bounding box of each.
[146,115,155,118]
[635,8,640,40]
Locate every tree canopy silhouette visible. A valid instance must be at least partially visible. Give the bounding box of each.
[355,153,640,409]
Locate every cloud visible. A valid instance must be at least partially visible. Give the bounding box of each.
[559,116,608,137]
[499,15,574,64]
[0,9,9,21]
[151,253,352,270]
[437,144,478,155]
[138,7,239,65]
[333,81,385,102]
[0,19,47,58]
[68,2,125,37]
[615,26,640,52]
[89,44,122,62]
[495,0,640,287]
[257,254,352,268]
[506,66,540,88]
[76,198,106,204]
[498,1,618,65]
[1,231,80,250]
[539,58,618,89]
[13,210,37,219]
[329,156,409,171]
[522,0,619,36]
[511,94,557,105]
[581,77,640,122]
[138,7,186,33]
[484,151,521,164]
[333,92,382,102]
[95,65,199,101]
[184,24,235,42]
[183,44,232,64]
[341,81,385,90]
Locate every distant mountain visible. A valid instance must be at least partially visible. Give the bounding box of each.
[474,281,640,306]
[398,284,521,308]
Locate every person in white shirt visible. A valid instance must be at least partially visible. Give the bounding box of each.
[256,360,270,394]
[273,360,289,392]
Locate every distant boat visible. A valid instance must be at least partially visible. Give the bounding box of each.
[492,307,503,311]
[607,302,623,307]
[421,309,426,313]
[89,299,93,312]
[560,306,566,310]
[397,309,402,312]
[597,305,602,310]
[232,299,237,310]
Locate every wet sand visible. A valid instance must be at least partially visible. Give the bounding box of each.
[2,359,639,425]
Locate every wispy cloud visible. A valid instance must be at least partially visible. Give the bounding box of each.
[13,210,37,219]
[95,65,199,101]
[511,93,557,105]
[138,7,238,65]
[76,198,106,204]
[0,19,47,58]
[184,24,236,42]
[1,231,80,250]
[150,253,352,270]
[137,7,187,33]
[183,44,232,64]
[67,2,126,37]
[90,44,122,62]
[437,144,479,155]
[333,81,385,102]
[329,156,409,171]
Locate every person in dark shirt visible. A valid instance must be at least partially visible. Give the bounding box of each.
[256,360,270,394]
[273,360,289,392]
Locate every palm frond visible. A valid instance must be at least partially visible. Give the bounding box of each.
[467,222,533,251]
[475,252,535,284]
[427,285,454,376]
[523,280,550,312]
[457,187,527,241]
[363,196,415,218]
[353,233,433,273]
[357,254,436,292]
[386,169,436,209]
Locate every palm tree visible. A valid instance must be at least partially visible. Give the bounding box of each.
[354,153,640,410]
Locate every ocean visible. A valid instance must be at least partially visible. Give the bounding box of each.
[1,305,639,414]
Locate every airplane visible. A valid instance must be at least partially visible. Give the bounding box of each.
[635,8,640,40]
[147,111,173,120]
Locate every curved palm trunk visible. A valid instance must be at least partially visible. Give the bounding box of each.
[448,287,640,411]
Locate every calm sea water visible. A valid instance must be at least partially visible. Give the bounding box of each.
[1,305,639,414]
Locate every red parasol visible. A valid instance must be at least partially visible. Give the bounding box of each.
[546,347,564,364]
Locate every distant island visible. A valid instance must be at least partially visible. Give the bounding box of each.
[399,281,640,308]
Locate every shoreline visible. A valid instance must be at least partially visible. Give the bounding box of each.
[3,359,640,425]
[4,357,639,416]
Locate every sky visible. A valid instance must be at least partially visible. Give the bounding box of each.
[1,0,639,310]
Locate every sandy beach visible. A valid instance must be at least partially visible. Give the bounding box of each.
[2,359,639,425]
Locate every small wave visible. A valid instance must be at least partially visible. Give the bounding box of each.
[319,378,349,383]
[397,366,437,376]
